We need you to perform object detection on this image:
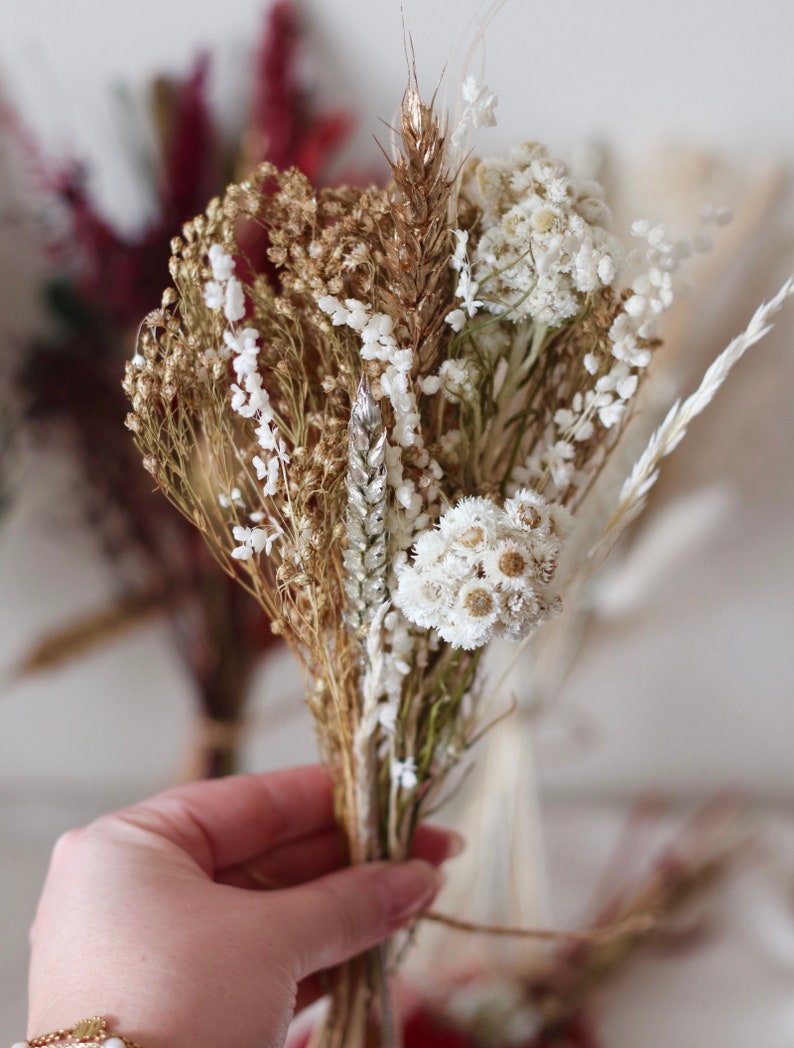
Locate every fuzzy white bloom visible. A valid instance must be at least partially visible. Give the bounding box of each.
[208,244,235,282]
[364,606,420,716]
[470,142,620,328]
[437,358,479,402]
[543,440,576,489]
[394,491,569,650]
[451,77,498,151]
[203,281,225,311]
[224,278,246,323]
[231,523,283,560]
[446,228,483,325]
[378,700,399,735]
[203,247,247,323]
[218,487,244,509]
[539,208,729,480]
[444,308,467,332]
[461,77,498,128]
[226,328,260,375]
[317,295,401,363]
[391,756,418,790]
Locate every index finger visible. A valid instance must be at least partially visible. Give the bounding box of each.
[118,764,335,873]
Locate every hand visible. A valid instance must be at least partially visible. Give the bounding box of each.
[27,765,459,1048]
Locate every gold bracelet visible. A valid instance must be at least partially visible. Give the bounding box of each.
[12,1017,143,1048]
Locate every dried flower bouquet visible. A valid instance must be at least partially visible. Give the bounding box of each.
[125,68,792,1046]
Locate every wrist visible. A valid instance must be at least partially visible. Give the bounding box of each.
[16,1016,143,1048]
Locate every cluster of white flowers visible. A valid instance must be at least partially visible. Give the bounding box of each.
[204,245,287,560]
[446,976,540,1047]
[471,141,620,328]
[450,76,498,153]
[419,357,480,403]
[394,490,570,651]
[316,292,446,555]
[316,294,420,448]
[444,229,484,332]
[511,206,731,496]
[553,219,682,447]
[203,243,246,324]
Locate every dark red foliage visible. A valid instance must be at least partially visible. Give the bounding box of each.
[248,0,354,177]
[159,56,217,224]
[291,1000,603,1048]
[403,1003,474,1048]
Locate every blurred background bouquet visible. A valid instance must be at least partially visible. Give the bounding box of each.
[2,1,366,778]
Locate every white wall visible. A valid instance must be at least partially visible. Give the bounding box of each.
[2,0,794,225]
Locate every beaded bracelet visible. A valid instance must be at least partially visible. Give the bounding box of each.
[11,1017,143,1048]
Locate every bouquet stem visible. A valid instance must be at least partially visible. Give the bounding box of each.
[307,746,404,1048]
[311,944,400,1048]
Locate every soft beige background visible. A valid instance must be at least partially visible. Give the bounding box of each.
[0,0,793,1043]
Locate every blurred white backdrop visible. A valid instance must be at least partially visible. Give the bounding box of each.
[0,1,793,1043]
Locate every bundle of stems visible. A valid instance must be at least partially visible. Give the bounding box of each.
[125,68,792,1045]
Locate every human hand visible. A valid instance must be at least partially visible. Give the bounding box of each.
[27,765,459,1048]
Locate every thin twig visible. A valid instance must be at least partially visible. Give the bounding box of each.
[422,909,656,943]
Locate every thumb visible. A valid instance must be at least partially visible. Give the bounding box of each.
[275,859,442,980]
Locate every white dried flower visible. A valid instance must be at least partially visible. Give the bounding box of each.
[392,757,419,790]
[208,244,235,282]
[394,491,567,650]
[204,245,245,323]
[203,281,224,311]
[470,141,621,327]
[447,228,483,323]
[437,358,479,402]
[450,77,498,151]
[461,77,498,130]
[444,308,467,332]
[224,277,246,323]
[231,523,283,559]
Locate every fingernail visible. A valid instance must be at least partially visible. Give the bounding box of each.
[381,859,443,924]
[444,830,466,859]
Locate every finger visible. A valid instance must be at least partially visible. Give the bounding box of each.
[272,859,443,981]
[410,824,465,866]
[117,765,334,873]
[217,824,463,890]
[217,827,345,889]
